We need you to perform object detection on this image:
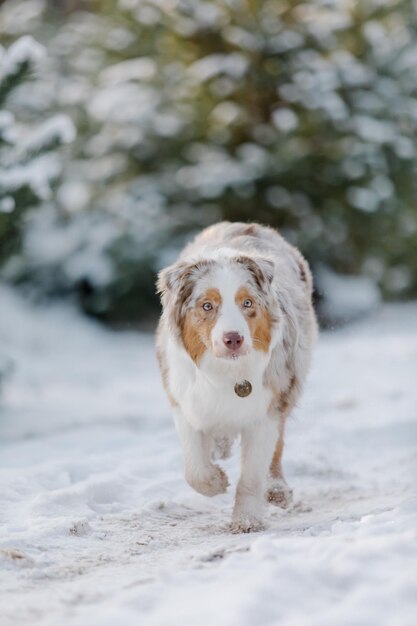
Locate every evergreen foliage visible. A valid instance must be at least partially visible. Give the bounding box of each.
[1,0,416,321]
[0,34,75,265]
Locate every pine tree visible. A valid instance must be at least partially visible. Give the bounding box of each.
[1,1,416,322]
[0,35,75,264]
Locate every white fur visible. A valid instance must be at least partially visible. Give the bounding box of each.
[166,324,274,531]
[209,267,252,357]
[157,222,317,532]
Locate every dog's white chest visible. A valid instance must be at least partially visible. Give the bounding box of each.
[170,344,273,433]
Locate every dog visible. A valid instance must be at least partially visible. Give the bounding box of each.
[156,222,317,532]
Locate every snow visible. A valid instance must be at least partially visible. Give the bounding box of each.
[99,58,157,86]
[87,83,159,124]
[57,181,91,213]
[18,114,76,157]
[353,115,396,144]
[272,107,299,132]
[0,110,16,143]
[0,196,15,213]
[211,101,242,125]
[316,265,381,325]
[187,53,248,82]
[347,185,380,213]
[0,34,45,79]
[0,153,61,201]
[0,0,46,37]
[175,154,250,197]
[0,283,416,626]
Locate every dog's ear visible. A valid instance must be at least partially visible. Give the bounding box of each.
[157,259,214,299]
[156,262,190,296]
[157,260,214,326]
[235,255,274,289]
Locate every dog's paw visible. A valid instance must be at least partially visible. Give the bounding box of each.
[186,464,229,497]
[230,513,265,534]
[266,480,293,509]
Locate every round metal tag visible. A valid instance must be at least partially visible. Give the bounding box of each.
[234,379,252,398]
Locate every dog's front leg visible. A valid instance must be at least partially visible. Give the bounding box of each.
[231,417,277,533]
[267,417,293,508]
[174,409,229,497]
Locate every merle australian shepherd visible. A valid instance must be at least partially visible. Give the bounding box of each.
[156,222,317,533]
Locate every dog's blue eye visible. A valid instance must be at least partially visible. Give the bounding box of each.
[202,302,213,311]
[243,299,252,308]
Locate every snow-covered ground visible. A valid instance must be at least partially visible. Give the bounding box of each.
[1,284,416,626]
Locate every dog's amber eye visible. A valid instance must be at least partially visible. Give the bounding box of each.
[243,299,253,308]
[202,302,213,311]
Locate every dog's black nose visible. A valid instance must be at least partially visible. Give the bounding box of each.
[223,332,244,351]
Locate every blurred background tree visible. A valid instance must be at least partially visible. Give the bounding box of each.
[0,0,416,324]
[0,34,74,267]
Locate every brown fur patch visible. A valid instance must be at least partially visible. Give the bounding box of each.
[266,372,300,418]
[299,261,307,283]
[181,288,222,364]
[267,418,293,508]
[235,256,267,289]
[181,312,207,364]
[235,287,272,352]
[198,288,222,308]
[279,375,298,414]
[242,224,257,236]
[270,419,286,479]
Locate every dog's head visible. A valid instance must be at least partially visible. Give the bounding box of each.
[157,255,277,363]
